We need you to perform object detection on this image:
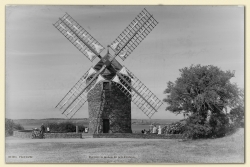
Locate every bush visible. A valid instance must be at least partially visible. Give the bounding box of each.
[182,115,212,139]
[78,125,86,132]
[47,122,85,133]
[162,121,185,134]
[208,112,229,138]
[229,106,244,128]
[5,118,24,136]
[163,113,232,139]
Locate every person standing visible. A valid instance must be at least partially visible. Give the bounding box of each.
[158,126,162,135]
[85,127,88,133]
[47,126,50,133]
[40,123,45,138]
[152,125,157,134]
[149,124,153,133]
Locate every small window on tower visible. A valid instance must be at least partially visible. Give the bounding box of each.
[103,82,110,90]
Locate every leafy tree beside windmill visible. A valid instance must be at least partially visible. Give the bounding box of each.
[53,9,163,134]
[164,64,244,138]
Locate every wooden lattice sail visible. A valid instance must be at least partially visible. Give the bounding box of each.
[53,13,104,61]
[110,8,158,60]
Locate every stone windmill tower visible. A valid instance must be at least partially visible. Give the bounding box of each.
[54,9,163,134]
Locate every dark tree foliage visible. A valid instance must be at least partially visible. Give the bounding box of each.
[183,114,212,139]
[229,106,244,128]
[5,118,24,136]
[48,122,86,133]
[163,65,243,139]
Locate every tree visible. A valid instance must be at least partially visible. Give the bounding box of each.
[5,118,24,136]
[229,105,244,127]
[163,64,243,138]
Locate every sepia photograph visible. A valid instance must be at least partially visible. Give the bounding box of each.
[5,5,244,163]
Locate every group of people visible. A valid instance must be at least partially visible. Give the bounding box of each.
[32,123,49,139]
[141,124,162,135]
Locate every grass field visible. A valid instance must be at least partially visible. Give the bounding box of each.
[5,128,244,163]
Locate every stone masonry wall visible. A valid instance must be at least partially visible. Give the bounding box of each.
[87,80,132,134]
[13,131,82,139]
[88,82,103,134]
[13,130,32,138]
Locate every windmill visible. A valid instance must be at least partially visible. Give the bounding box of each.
[54,8,163,134]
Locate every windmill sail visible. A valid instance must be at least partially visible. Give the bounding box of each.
[111,66,163,118]
[56,65,108,119]
[55,67,98,118]
[53,13,105,61]
[64,74,106,119]
[110,8,158,61]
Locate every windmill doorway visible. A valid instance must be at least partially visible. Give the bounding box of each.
[103,119,110,133]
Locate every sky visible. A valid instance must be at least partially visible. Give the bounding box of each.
[6,5,244,119]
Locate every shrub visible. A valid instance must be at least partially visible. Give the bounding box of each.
[208,112,229,138]
[182,115,212,139]
[78,125,86,132]
[163,113,231,139]
[229,106,244,128]
[162,121,185,134]
[47,122,85,133]
[5,118,24,136]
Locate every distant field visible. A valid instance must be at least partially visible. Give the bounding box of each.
[12,119,180,132]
